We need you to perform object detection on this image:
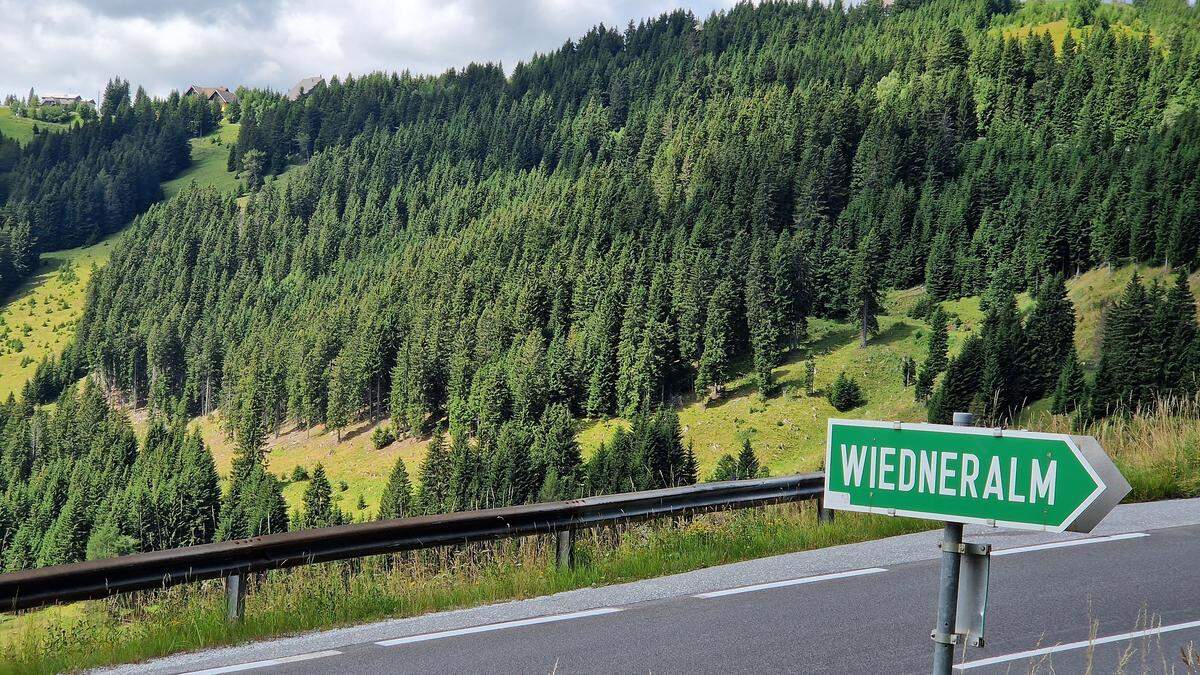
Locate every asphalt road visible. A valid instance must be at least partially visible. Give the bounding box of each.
[111,498,1200,675]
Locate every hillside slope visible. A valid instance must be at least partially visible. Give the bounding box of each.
[0,122,242,397]
[0,107,73,145]
[174,264,1198,514]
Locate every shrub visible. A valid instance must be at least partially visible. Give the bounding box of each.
[827,372,866,412]
[290,465,309,482]
[371,424,396,450]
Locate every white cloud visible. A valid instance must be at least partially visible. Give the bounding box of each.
[0,0,740,98]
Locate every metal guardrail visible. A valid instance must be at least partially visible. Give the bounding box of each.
[0,473,827,616]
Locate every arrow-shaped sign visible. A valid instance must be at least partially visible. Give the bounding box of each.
[823,420,1130,533]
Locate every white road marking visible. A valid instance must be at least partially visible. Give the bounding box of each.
[375,607,623,646]
[955,618,1200,670]
[693,567,888,599]
[182,650,343,674]
[991,532,1148,557]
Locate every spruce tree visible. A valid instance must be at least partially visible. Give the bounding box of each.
[827,372,866,412]
[300,464,342,529]
[849,229,884,348]
[1023,274,1075,399]
[1158,270,1197,391]
[915,306,949,401]
[696,278,737,401]
[378,456,412,520]
[417,430,451,514]
[927,334,985,424]
[1050,347,1088,415]
[746,240,781,393]
[736,439,763,479]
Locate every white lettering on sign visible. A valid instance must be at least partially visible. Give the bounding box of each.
[838,444,1059,504]
[1031,458,1057,505]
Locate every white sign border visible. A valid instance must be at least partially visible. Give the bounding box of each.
[822,419,1106,533]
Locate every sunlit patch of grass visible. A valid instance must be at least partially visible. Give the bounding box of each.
[0,235,118,399]
[161,122,242,200]
[0,107,73,145]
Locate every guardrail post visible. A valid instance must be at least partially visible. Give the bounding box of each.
[225,573,246,623]
[555,529,575,570]
[816,494,834,524]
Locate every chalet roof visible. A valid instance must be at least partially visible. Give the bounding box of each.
[287,76,324,101]
[186,85,239,105]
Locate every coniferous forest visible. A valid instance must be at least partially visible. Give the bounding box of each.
[0,79,214,298]
[1,0,1199,571]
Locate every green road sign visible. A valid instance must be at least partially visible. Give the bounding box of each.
[823,420,1130,533]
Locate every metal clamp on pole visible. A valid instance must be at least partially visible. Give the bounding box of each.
[930,631,960,645]
[955,543,991,649]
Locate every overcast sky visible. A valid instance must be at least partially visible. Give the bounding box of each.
[1,0,741,99]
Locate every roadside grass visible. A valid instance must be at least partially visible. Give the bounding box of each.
[1029,397,1200,502]
[0,506,934,674]
[0,108,71,145]
[0,235,119,398]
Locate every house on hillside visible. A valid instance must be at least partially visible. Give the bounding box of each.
[287,75,325,101]
[185,85,239,110]
[40,94,93,107]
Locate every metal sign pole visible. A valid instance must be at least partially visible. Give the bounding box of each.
[931,411,973,674]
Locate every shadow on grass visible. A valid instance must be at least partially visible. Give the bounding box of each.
[870,320,917,347]
[810,326,856,355]
[0,257,65,308]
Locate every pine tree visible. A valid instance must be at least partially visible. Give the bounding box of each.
[326,348,357,442]
[1091,273,1156,417]
[736,439,763,479]
[1050,347,1088,415]
[746,240,781,393]
[827,371,866,412]
[696,278,737,401]
[299,464,342,529]
[849,229,884,348]
[532,403,580,495]
[417,430,451,514]
[1023,274,1075,399]
[1158,270,1197,391]
[709,454,740,482]
[378,456,412,520]
[927,334,985,424]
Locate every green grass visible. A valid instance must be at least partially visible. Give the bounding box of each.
[167,415,430,515]
[0,235,119,399]
[0,108,72,145]
[0,506,933,674]
[161,123,242,200]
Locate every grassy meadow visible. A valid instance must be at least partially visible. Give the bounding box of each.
[0,235,119,398]
[0,108,72,145]
[161,122,242,200]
